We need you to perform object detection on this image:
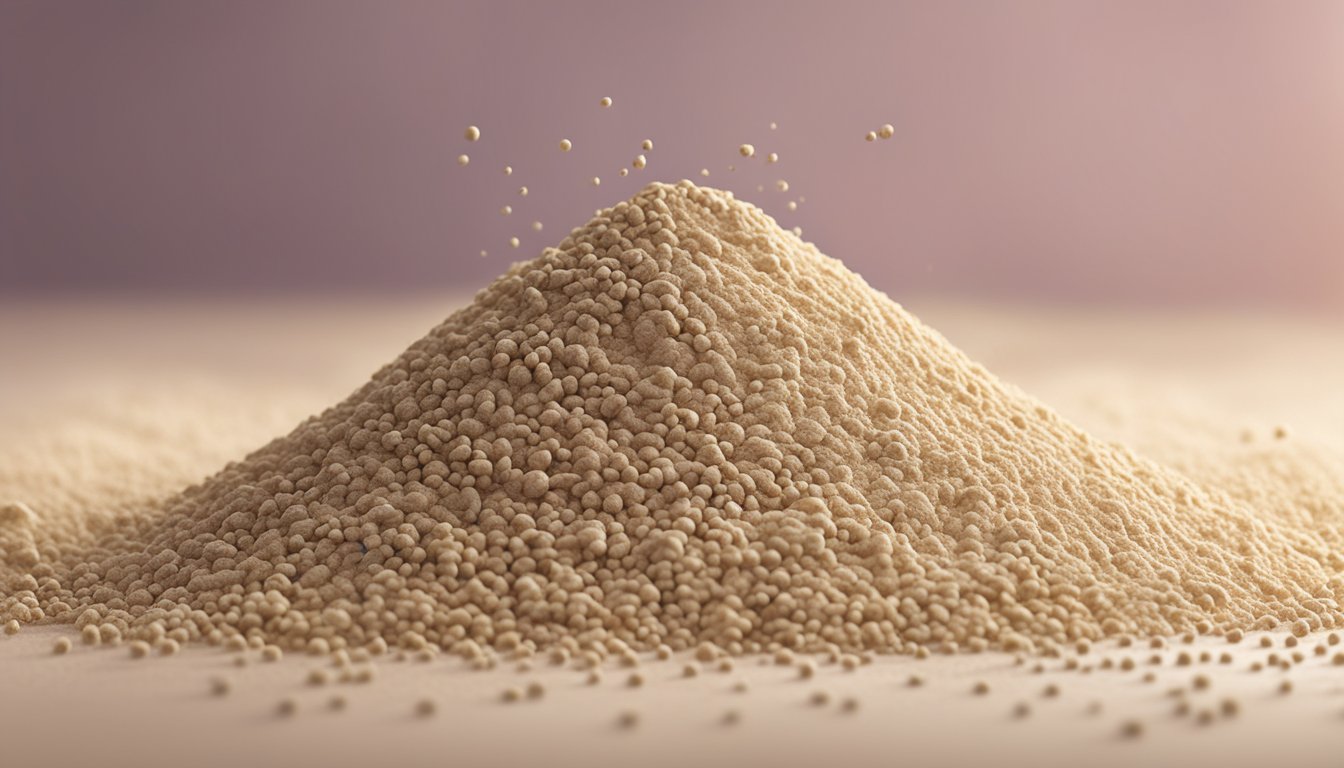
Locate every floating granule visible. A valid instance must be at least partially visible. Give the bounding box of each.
[559,139,572,152]
[600,97,612,107]
[457,154,469,166]
[878,123,894,139]
[738,144,754,157]
[464,126,480,142]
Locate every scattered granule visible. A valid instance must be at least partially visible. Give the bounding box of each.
[682,665,698,678]
[1087,701,1104,716]
[1120,720,1144,739]
[52,637,71,655]
[1226,629,1244,643]
[1141,672,1156,683]
[907,675,923,688]
[501,687,523,703]
[1330,633,1341,646]
[1220,652,1234,664]
[415,699,436,718]
[798,661,817,680]
[1174,701,1190,718]
[1260,637,1275,649]
[721,709,742,726]
[1181,632,1195,645]
[914,648,931,661]
[224,636,247,653]
[655,645,672,661]
[1196,709,1215,726]
[233,656,248,668]
[307,669,329,686]
[277,698,297,717]
[1315,645,1327,657]
[1042,684,1060,698]
[1285,635,1299,648]
[731,681,749,693]
[464,126,480,142]
[352,666,375,684]
[329,695,347,711]
[972,681,990,696]
[586,671,602,686]
[80,624,100,646]
[1176,652,1192,666]
[128,641,150,659]
[1151,638,1167,650]
[717,659,734,673]
[1330,652,1343,666]
[526,681,545,700]
[773,649,795,666]
[1198,651,1211,663]
[1013,702,1031,719]
[1192,674,1211,690]
[626,672,645,688]
[261,646,282,663]
[1119,657,1136,671]
[616,711,639,729]
[157,639,179,656]
[840,697,860,713]
[809,690,831,706]
[209,676,230,697]
[3,619,18,635]
[1250,662,1263,672]
[1280,680,1294,694]
[97,621,119,645]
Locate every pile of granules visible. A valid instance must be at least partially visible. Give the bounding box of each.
[2,181,1342,658]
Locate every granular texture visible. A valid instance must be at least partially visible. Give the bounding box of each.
[2,182,1342,656]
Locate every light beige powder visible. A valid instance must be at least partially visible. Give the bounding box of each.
[1,181,1341,659]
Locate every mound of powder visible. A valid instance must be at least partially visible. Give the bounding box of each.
[3,181,1341,656]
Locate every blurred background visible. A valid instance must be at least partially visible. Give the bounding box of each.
[2,0,1341,308]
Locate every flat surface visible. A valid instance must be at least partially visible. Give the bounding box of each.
[2,296,1343,768]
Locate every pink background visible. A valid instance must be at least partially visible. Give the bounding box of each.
[2,0,1342,307]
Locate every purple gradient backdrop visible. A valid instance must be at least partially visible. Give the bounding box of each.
[2,0,1342,306]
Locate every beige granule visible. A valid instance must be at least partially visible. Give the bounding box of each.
[2,181,1342,659]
